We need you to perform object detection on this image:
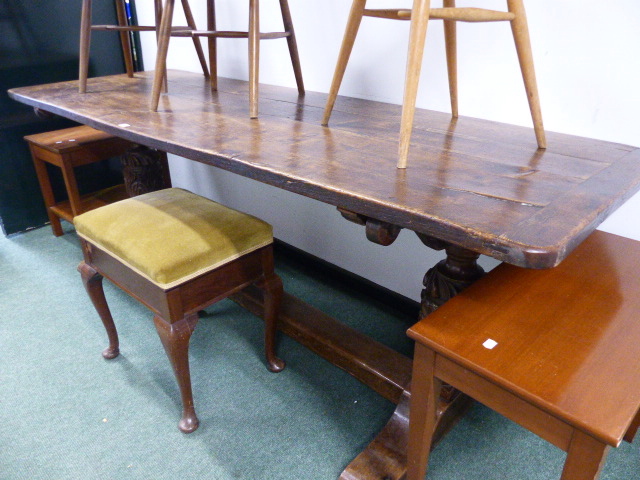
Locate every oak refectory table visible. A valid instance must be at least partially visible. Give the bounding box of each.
[9,71,640,480]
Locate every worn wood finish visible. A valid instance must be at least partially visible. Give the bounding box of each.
[24,125,134,236]
[407,231,640,479]
[9,73,640,478]
[323,0,545,168]
[79,0,208,93]
[12,72,638,268]
[80,237,285,433]
[151,0,304,117]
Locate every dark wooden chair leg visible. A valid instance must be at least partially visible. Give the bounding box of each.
[78,261,120,359]
[79,0,92,93]
[115,0,135,77]
[279,0,305,95]
[153,313,199,433]
[181,0,210,78]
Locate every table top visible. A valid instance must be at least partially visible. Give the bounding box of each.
[9,71,640,268]
[409,230,640,446]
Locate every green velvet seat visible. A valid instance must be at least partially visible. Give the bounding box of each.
[76,188,285,433]
[74,188,273,288]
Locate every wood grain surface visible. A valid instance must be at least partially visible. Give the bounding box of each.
[9,71,640,268]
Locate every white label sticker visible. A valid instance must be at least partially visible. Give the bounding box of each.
[483,339,498,350]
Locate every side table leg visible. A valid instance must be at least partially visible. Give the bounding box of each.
[339,245,484,480]
[121,146,172,196]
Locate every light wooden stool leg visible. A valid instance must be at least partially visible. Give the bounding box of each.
[181,0,210,78]
[507,0,546,149]
[321,0,367,126]
[79,0,92,93]
[560,430,610,480]
[115,0,135,77]
[150,0,176,111]
[153,313,200,433]
[30,152,64,236]
[207,0,218,91]
[407,343,441,480]
[248,0,260,118]
[78,262,120,359]
[59,159,84,217]
[279,0,305,95]
[398,0,431,169]
[443,0,458,117]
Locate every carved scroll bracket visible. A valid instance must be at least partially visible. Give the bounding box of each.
[121,146,172,196]
[420,244,485,318]
[337,207,402,246]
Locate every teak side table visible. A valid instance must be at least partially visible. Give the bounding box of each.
[25,125,134,236]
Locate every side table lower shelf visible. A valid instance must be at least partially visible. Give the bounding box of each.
[49,184,128,224]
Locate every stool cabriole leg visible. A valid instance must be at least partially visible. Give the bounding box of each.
[78,262,120,359]
[153,313,199,433]
[261,273,285,373]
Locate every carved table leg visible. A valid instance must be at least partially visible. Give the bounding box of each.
[340,243,484,480]
[121,146,172,196]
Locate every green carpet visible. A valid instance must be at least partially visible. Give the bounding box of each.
[1,225,638,479]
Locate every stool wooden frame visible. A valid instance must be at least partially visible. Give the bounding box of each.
[406,231,640,479]
[150,0,305,118]
[79,0,210,93]
[322,0,545,168]
[78,235,284,433]
[25,126,133,236]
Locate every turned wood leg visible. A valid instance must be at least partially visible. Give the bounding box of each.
[406,344,441,480]
[560,430,610,480]
[507,0,546,149]
[397,0,431,169]
[261,272,285,373]
[207,0,218,91]
[181,0,210,78]
[279,0,305,95]
[248,0,260,118]
[150,0,175,111]
[78,262,120,359]
[79,0,92,93]
[121,146,172,196]
[153,313,199,433]
[443,0,458,118]
[115,0,135,77]
[321,0,367,126]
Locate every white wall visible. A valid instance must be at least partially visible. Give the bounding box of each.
[135,0,640,301]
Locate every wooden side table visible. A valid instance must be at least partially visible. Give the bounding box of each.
[25,125,134,236]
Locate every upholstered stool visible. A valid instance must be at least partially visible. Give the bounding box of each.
[79,0,209,93]
[25,125,133,236]
[406,230,640,479]
[322,0,545,168]
[75,188,284,433]
[150,0,304,118]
